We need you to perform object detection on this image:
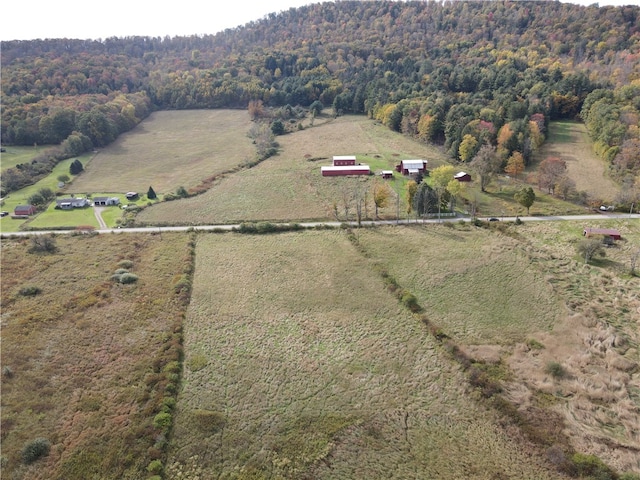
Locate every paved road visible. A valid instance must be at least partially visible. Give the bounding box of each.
[2,213,639,237]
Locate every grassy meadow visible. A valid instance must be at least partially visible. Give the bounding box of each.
[135,114,452,225]
[2,112,622,233]
[2,110,640,478]
[1,145,59,173]
[68,110,256,195]
[537,121,620,203]
[168,229,561,479]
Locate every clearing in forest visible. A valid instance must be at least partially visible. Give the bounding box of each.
[538,121,619,203]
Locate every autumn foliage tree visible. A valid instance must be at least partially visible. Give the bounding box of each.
[470,144,501,192]
[537,156,567,194]
[505,152,525,180]
[371,180,392,219]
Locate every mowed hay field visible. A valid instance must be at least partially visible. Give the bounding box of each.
[168,229,560,479]
[69,110,255,195]
[136,115,450,225]
[538,121,619,203]
[0,233,192,479]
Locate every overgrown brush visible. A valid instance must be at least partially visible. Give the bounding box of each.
[21,438,50,464]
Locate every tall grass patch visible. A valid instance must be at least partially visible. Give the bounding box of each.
[0,233,192,478]
[69,110,256,194]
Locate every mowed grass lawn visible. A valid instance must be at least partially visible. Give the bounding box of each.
[137,115,451,225]
[69,110,256,195]
[168,230,559,479]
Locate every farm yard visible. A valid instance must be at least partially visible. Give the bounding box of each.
[1,112,624,233]
[134,114,452,225]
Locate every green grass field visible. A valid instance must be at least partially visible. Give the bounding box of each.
[536,121,619,203]
[0,145,57,173]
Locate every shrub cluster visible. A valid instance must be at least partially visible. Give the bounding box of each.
[28,235,57,254]
[111,262,138,284]
[545,361,566,379]
[18,285,42,296]
[21,438,50,464]
[236,222,302,234]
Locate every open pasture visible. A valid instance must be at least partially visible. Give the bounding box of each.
[0,233,192,479]
[356,224,563,345]
[136,115,450,225]
[68,110,256,195]
[168,229,559,479]
[537,121,619,203]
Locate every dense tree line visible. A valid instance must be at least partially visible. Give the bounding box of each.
[2,1,639,194]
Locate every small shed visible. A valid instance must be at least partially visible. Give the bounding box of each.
[397,159,427,176]
[125,192,139,200]
[381,170,394,179]
[583,228,621,241]
[454,171,472,182]
[321,165,371,176]
[332,155,357,166]
[14,205,36,216]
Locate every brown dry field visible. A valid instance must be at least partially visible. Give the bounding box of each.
[168,229,562,479]
[69,110,255,195]
[0,233,192,479]
[537,121,620,203]
[1,219,639,478]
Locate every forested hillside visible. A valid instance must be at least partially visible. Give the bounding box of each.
[2,1,639,195]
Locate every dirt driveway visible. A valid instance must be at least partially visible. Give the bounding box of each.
[93,206,108,229]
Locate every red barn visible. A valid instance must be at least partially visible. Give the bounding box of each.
[398,159,427,176]
[13,205,36,216]
[454,171,472,182]
[321,165,371,176]
[583,228,621,241]
[333,155,357,166]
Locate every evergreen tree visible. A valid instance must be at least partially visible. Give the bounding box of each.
[514,186,536,215]
[69,159,83,175]
[147,186,157,200]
